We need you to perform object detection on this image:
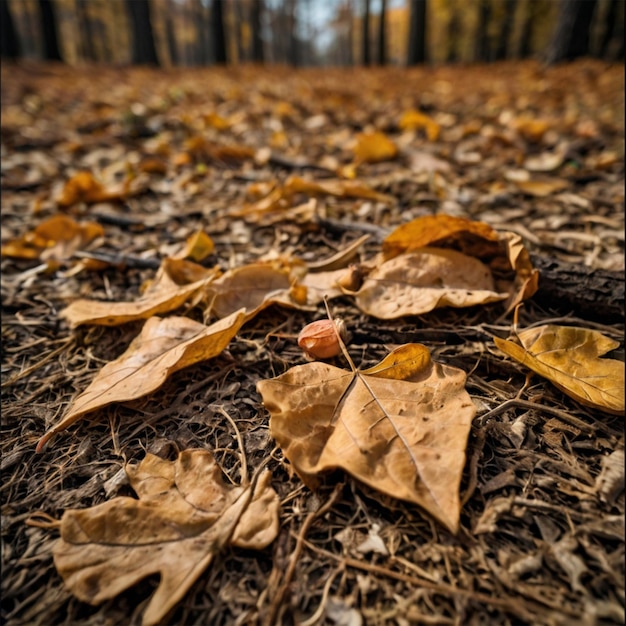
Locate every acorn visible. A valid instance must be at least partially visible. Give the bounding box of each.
[297,319,347,360]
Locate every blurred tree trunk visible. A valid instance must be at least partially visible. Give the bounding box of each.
[212,0,227,64]
[289,0,299,66]
[362,0,370,65]
[164,7,180,65]
[125,0,160,65]
[38,0,63,61]
[377,0,386,65]
[545,0,597,63]
[194,0,209,64]
[474,0,491,61]
[1,0,21,59]
[494,0,516,60]
[598,0,623,60]
[517,0,537,58]
[407,0,427,64]
[251,0,264,63]
[446,10,460,62]
[76,0,97,62]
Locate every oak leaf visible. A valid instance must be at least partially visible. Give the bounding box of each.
[257,344,475,532]
[36,309,246,451]
[494,325,625,415]
[53,449,279,626]
[61,257,218,327]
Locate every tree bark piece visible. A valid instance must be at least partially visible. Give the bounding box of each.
[530,255,624,324]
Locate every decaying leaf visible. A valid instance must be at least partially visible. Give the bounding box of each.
[494,325,625,415]
[1,214,103,263]
[61,257,218,327]
[257,343,475,532]
[594,449,625,505]
[205,261,311,319]
[353,131,398,164]
[56,170,125,207]
[375,215,538,314]
[53,449,279,626]
[399,109,441,141]
[354,247,508,318]
[36,309,246,451]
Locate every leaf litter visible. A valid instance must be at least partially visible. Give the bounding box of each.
[2,60,624,626]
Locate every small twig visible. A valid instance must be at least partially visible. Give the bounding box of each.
[264,483,344,626]
[299,538,581,619]
[73,250,161,270]
[298,565,343,626]
[217,406,247,483]
[475,398,601,434]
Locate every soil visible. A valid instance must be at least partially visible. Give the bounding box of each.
[1,59,624,626]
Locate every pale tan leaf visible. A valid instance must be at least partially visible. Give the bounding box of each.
[257,343,475,533]
[61,257,218,327]
[36,310,246,451]
[206,262,309,319]
[53,450,279,626]
[494,325,624,415]
[513,178,569,197]
[354,248,508,319]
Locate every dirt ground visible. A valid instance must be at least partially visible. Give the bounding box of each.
[1,60,624,626]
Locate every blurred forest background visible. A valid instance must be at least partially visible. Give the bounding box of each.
[1,0,624,69]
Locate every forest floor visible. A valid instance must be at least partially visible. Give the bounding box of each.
[1,60,624,626]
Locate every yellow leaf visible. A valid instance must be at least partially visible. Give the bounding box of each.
[174,230,215,262]
[36,309,246,451]
[353,131,398,164]
[53,450,279,626]
[257,344,475,533]
[494,325,624,415]
[399,109,440,141]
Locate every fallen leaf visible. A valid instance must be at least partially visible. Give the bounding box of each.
[61,257,218,327]
[382,214,500,261]
[285,175,393,203]
[36,309,246,451]
[513,178,569,197]
[399,109,441,141]
[1,214,103,263]
[206,262,305,319]
[494,325,624,415]
[56,171,125,207]
[594,449,625,505]
[354,247,508,319]
[353,131,398,164]
[174,230,215,261]
[257,343,475,532]
[53,449,279,626]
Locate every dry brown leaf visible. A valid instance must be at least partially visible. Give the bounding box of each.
[513,178,569,197]
[36,309,246,451]
[494,325,625,415]
[173,230,215,261]
[257,343,475,532]
[285,175,393,203]
[61,257,218,327]
[53,449,279,626]
[353,131,398,164]
[1,214,103,262]
[380,215,538,311]
[354,247,508,319]
[206,262,309,319]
